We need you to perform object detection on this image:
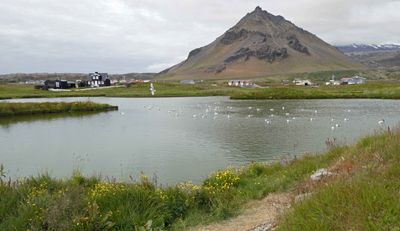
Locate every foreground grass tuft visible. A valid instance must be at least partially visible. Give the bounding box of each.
[278,130,400,230]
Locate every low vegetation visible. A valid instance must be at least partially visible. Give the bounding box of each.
[0,102,118,117]
[3,128,400,230]
[2,80,400,101]
[278,128,400,230]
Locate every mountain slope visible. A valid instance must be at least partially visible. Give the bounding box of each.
[160,7,363,80]
[336,44,400,54]
[336,44,400,69]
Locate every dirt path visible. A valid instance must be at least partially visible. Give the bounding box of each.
[190,192,292,231]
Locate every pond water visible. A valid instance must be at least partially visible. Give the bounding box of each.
[1,97,399,184]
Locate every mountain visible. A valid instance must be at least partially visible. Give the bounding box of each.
[336,44,400,69]
[159,6,363,80]
[336,44,400,54]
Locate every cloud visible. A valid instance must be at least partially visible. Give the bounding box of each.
[0,0,399,74]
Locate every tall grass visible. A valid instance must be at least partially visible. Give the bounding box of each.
[278,130,400,230]
[0,102,118,117]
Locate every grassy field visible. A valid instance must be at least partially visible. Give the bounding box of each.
[3,80,400,100]
[1,128,399,230]
[0,102,118,117]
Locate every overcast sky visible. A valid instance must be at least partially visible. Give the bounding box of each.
[1,0,400,74]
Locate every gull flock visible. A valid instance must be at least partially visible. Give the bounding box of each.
[119,103,387,131]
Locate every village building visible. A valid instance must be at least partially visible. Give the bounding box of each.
[88,72,111,87]
[38,80,76,90]
[340,76,367,85]
[293,79,313,86]
[228,80,254,87]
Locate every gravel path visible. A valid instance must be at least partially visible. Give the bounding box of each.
[190,192,292,231]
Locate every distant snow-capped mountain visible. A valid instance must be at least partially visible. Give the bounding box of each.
[336,44,400,53]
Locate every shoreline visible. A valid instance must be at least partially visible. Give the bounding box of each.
[1,129,398,230]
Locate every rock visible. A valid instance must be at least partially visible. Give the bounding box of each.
[250,223,273,231]
[287,35,310,55]
[310,168,334,181]
[224,46,288,64]
[188,48,202,59]
[220,29,249,45]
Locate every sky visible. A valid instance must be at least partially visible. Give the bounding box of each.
[1,0,400,74]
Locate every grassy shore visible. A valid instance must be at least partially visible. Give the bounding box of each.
[0,102,118,117]
[3,81,400,100]
[1,129,399,230]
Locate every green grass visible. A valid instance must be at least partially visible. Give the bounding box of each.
[0,102,118,117]
[3,81,400,101]
[278,130,400,230]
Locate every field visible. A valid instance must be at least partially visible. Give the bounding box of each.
[0,102,118,117]
[0,128,399,230]
[2,80,400,100]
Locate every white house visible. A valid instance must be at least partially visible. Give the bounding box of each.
[293,79,312,86]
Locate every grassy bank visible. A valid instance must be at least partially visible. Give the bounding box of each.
[5,127,400,230]
[3,81,400,100]
[278,129,400,230]
[0,102,118,117]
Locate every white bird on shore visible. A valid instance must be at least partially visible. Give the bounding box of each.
[248,115,253,118]
[335,124,340,127]
[270,108,274,112]
[310,118,314,121]
[227,115,231,119]
[344,118,349,122]
[331,126,335,131]
[378,119,385,125]
[120,112,125,116]
[270,114,274,117]
[285,113,290,116]
[286,119,291,123]
[292,117,296,120]
[314,110,318,114]
[256,108,261,112]
[282,106,285,110]
[248,107,253,110]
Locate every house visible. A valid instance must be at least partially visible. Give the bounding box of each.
[88,72,111,87]
[228,80,254,87]
[325,75,341,86]
[341,76,367,85]
[293,79,312,86]
[40,80,76,90]
[180,80,195,85]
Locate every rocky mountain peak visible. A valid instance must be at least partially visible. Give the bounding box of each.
[160,7,362,79]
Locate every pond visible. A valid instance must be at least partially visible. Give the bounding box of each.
[1,97,398,184]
